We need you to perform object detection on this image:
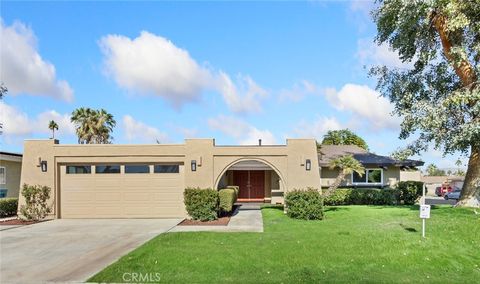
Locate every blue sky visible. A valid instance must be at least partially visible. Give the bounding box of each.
[0,1,466,169]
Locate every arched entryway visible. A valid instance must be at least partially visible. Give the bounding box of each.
[215,159,285,203]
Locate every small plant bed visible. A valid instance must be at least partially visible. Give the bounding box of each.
[179,205,239,226]
[0,218,45,226]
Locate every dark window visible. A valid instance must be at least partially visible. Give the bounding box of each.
[154,165,179,173]
[66,165,91,174]
[352,171,366,183]
[125,165,150,174]
[367,169,382,183]
[96,165,120,174]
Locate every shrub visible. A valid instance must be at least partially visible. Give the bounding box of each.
[19,184,53,221]
[324,188,400,206]
[219,188,237,214]
[285,188,324,220]
[0,198,18,218]
[323,189,351,205]
[226,186,239,199]
[397,181,424,205]
[184,188,218,221]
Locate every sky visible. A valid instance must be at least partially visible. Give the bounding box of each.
[0,0,467,170]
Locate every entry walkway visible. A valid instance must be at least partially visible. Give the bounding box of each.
[170,203,264,233]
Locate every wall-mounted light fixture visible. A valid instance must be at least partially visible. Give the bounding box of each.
[305,159,311,171]
[40,160,48,172]
[191,160,197,172]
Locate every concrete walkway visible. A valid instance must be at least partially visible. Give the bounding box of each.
[170,204,264,233]
[0,218,181,283]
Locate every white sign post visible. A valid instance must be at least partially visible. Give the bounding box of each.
[419,183,430,238]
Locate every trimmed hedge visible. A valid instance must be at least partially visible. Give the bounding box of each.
[285,188,324,220]
[226,186,239,199]
[0,198,18,218]
[397,181,424,205]
[219,188,237,214]
[324,182,424,206]
[184,188,219,221]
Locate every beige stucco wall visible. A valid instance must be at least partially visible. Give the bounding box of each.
[320,166,401,188]
[19,138,321,218]
[399,170,422,182]
[0,159,22,198]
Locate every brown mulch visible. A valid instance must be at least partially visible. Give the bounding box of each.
[179,205,238,226]
[179,215,231,226]
[0,218,41,226]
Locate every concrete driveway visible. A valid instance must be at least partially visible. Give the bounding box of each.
[0,219,181,283]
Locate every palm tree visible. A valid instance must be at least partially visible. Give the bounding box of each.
[324,155,365,197]
[48,120,59,139]
[71,108,116,144]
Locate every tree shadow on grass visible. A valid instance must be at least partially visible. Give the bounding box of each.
[400,223,418,233]
[261,204,284,211]
[325,207,351,212]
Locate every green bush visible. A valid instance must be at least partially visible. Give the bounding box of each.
[324,188,400,206]
[0,198,18,218]
[218,188,237,214]
[285,188,324,220]
[226,186,239,199]
[184,188,219,221]
[397,181,424,205]
[19,184,52,221]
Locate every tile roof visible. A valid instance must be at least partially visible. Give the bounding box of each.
[317,145,424,167]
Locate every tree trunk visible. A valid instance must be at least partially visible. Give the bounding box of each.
[456,146,480,207]
[324,171,346,198]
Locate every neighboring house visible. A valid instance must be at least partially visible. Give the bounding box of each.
[19,139,320,219]
[422,175,464,196]
[0,151,23,198]
[318,145,424,188]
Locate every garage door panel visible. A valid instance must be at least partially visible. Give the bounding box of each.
[60,164,185,218]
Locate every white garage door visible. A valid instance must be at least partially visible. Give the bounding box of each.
[60,164,185,218]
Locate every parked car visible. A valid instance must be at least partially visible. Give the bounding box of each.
[436,183,454,197]
[444,188,462,200]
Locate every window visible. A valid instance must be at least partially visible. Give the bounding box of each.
[351,168,383,184]
[95,165,120,174]
[66,165,91,174]
[125,165,150,174]
[0,167,5,184]
[0,189,6,198]
[154,165,179,173]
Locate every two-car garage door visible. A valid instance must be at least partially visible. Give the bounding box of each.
[60,164,185,218]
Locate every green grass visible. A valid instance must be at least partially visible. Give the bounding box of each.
[89,205,480,283]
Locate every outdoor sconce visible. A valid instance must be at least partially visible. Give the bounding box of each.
[40,160,48,172]
[191,160,197,172]
[305,159,311,171]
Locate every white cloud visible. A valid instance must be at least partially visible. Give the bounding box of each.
[0,102,32,136]
[217,73,268,113]
[0,102,75,141]
[357,38,412,69]
[292,116,343,140]
[122,115,169,143]
[278,80,319,102]
[208,115,276,145]
[324,83,400,130]
[100,31,267,113]
[0,20,74,101]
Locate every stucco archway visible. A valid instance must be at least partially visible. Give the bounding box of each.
[214,158,286,203]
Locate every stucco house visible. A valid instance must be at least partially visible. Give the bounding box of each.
[0,151,23,198]
[19,139,423,219]
[318,145,423,188]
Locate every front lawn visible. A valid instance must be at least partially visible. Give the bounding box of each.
[89,206,480,283]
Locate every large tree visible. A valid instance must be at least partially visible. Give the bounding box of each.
[71,108,116,144]
[321,129,369,150]
[371,0,480,207]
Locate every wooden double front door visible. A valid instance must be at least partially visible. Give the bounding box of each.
[233,170,265,200]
